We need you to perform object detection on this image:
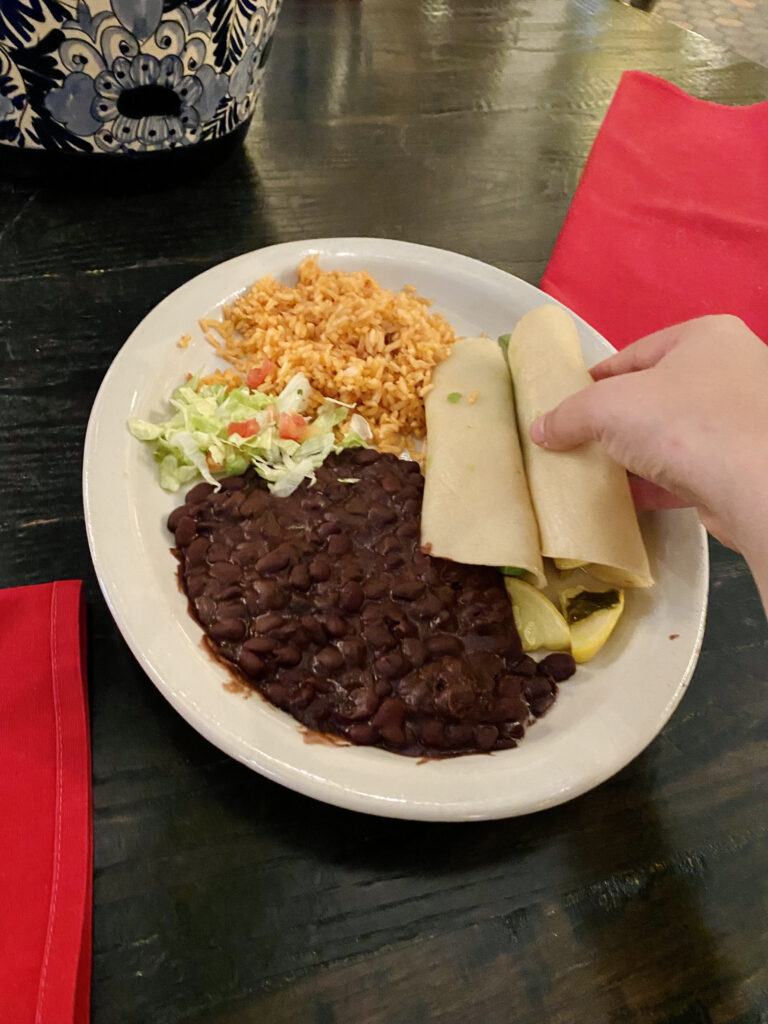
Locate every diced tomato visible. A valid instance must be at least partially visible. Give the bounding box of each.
[278,412,308,442]
[227,417,260,439]
[246,358,275,390]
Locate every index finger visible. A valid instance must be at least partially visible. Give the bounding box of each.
[589,323,686,381]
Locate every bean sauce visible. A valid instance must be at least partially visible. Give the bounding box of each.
[168,450,575,757]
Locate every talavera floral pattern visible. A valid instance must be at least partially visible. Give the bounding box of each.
[0,0,282,153]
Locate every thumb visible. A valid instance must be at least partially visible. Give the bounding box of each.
[529,387,602,451]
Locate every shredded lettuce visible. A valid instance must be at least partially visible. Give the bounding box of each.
[128,373,367,496]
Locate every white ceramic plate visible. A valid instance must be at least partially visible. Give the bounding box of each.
[83,238,708,821]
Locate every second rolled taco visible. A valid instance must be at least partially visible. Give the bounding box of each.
[507,305,653,588]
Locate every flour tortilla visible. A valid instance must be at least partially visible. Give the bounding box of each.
[507,305,653,588]
[420,337,545,587]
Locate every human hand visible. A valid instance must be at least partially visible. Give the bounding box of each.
[529,315,768,601]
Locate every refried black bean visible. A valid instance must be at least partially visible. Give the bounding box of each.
[168,450,576,757]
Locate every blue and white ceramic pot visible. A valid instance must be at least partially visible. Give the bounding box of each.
[0,0,283,164]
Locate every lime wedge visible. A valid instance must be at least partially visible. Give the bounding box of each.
[560,586,625,663]
[554,557,587,571]
[504,577,571,653]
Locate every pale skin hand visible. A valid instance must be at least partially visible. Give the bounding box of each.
[529,315,768,613]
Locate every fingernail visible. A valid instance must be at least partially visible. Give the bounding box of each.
[530,416,547,446]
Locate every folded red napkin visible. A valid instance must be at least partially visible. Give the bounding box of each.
[0,581,91,1024]
[541,70,768,349]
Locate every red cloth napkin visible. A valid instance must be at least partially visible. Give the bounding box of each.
[0,581,91,1024]
[541,70,768,349]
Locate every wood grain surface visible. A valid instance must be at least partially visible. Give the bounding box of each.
[1,1,767,1022]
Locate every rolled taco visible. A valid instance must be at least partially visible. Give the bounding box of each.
[421,337,545,587]
[506,305,653,588]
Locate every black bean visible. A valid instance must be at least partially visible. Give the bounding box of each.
[338,560,365,584]
[248,580,285,611]
[538,652,577,682]
[371,697,406,746]
[309,554,331,581]
[185,481,216,505]
[435,681,474,719]
[255,546,291,574]
[384,554,406,573]
[239,649,266,677]
[444,723,474,748]
[264,682,290,708]
[327,533,351,558]
[497,675,524,699]
[167,505,187,532]
[305,697,332,725]
[500,721,526,741]
[287,684,315,713]
[223,490,247,516]
[272,618,300,641]
[345,496,369,516]
[339,581,364,613]
[218,475,245,491]
[208,618,246,642]
[373,650,410,680]
[240,490,269,518]
[391,579,425,600]
[364,578,389,600]
[337,638,366,667]
[337,687,379,721]
[314,646,345,674]
[381,474,401,494]
[374,678,393,698]
[254,613,284,634]
[426,633,464,658]
[324,615,347,638]
[494,697,528,723]
[474,724,499,751]
[400,485,423,503]
[301,493,327,513]
[206,541,232,563]
[467,650,503,680]
[401,638,426,668]
[524,676,553,703]
[185,573,207,599]
[244,636,276,654]
[512,655,538,677]
[413,593,444,619]
[395,521,419,539]
[174,516,197,547]
[530,692,556,717]
[234,540,266,564]
[217,600,246,619]
[289,564,311,591]
[274,644,302,667]
[194,596,216,625]
[369,504,397,528]
[351,448,380,465]
[347,722,376,745]
[209,562,241,584]
[364,622,396,650]
[185,537,209,567]
[421,720,449,750]
[300,615,327,646]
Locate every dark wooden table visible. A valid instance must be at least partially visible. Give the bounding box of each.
[2,1,767,1021]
